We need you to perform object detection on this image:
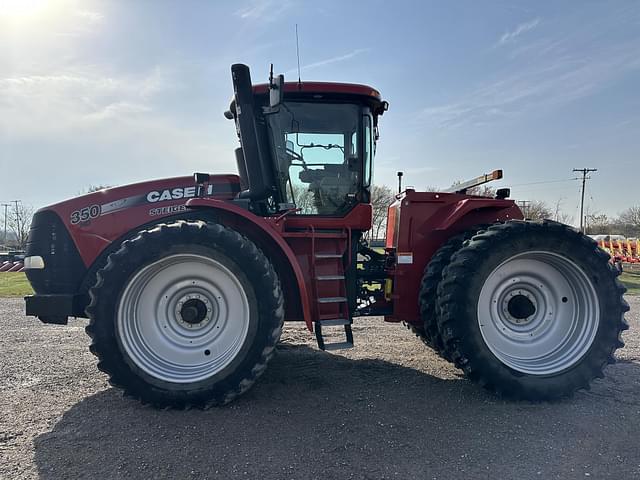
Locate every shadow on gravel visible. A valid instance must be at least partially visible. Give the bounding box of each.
[34,344,640,480]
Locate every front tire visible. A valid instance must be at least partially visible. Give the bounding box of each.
[437,220,629,400]
[85,220,284,408]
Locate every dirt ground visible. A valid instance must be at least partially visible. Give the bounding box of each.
[1,297,639,480]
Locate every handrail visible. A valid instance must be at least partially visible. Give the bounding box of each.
[274,208,301,224]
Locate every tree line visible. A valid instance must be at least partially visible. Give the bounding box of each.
[583,206,640,237]
[1,202,34,250]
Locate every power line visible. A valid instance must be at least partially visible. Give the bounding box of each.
[503,177,580,188]
[513,184,581,195]
[572,168,597,233]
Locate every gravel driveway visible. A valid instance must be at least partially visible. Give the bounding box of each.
[1,296,639,480]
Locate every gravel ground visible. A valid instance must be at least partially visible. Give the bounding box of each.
[1,296,639,480]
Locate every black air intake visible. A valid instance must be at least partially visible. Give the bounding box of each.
[25,210,86,295]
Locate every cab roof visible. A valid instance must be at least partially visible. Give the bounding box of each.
[252,81,382,102]
[226,81,386,119]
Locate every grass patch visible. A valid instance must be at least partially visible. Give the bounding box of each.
[0,272,34,297]
[620,272,640,296]
[1,269,638,298]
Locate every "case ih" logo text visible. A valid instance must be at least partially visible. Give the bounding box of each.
[146,185,213,203]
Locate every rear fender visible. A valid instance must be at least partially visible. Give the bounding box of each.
[388,194,522,324]
[187,198,313,330]
[430,198,522,232]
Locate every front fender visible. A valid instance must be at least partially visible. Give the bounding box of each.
[186,198,313,331]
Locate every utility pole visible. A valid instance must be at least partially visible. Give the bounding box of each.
[518,200,530,218]
[573,168,597,233]
[11,200,21,248]
[1,203,9,247]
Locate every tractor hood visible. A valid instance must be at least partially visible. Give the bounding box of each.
[36,174,241,267]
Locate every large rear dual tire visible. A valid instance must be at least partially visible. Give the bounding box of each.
[421,220,629,400]
[416,227,487,361]
[86,220,284,408]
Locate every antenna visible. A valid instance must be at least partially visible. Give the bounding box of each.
[295,24,301,86]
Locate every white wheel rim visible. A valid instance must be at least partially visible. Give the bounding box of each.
[117,254,250,384]
[477,251,600,375]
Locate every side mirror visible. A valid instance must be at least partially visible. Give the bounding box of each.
[270,73,285,108]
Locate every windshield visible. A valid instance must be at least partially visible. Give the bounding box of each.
[266,102,363,215]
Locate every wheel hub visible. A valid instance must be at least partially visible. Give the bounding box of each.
[175,295,212,329]
[504,290,537,325]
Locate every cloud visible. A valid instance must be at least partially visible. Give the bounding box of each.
[235,0,293,22]
[303,48,369,71]
[421,38,640,130]
[0,66,176,139]
[498,18,540,45]
[285,48,369,75]
[75,10,103,24]
[0,64,236,202]
[83,102,152,122]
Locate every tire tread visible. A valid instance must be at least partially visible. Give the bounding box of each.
[85,220,284,409]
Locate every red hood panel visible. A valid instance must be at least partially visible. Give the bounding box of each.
[45,174,240,267]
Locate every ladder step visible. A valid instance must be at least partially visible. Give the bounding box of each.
[323,342,354,351]
[315,253,343,259]
[317,318,350,327]
[317,296,347,304]
[316,274,345,281]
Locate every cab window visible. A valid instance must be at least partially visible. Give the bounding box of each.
[267,102,361,215]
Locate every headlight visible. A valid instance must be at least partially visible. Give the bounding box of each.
[23,256,45,270]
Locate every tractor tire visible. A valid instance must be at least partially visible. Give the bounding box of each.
[417,227,487,361]
[85,220,284,408]
[436,220,629,400]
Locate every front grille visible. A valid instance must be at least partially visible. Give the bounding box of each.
[25,210,86,294]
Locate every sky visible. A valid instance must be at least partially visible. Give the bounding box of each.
[1,0,639,224]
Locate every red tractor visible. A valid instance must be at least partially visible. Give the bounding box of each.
[24,64,628,407]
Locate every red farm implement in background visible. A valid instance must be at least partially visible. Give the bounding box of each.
[22,64,628,408]
[594,235,640,271]
[0,252,25,272]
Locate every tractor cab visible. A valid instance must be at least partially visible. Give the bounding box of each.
[226,64,388,216]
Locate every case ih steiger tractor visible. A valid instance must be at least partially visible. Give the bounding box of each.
[23,64,628,408]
